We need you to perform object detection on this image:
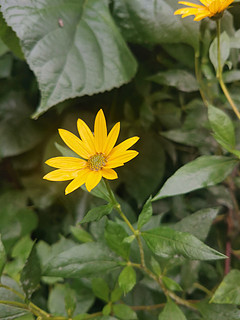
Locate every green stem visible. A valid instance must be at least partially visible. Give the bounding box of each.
[0,300,28,310]
[104,179,145,267]
[216,19,240,120]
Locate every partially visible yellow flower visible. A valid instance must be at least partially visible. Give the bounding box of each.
[174,0,234,21]
[43,109,139,194]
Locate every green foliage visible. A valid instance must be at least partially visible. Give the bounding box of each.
[1,0,240,319]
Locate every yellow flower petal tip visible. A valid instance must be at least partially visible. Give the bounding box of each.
[44,110,139,194]
[174,0,234,21]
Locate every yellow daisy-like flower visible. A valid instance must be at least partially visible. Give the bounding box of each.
[174,0,234,21]
[43,109,139,194]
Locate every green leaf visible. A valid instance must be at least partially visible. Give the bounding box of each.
[158,300,186,320]
[112,304,137,320]
[208,105,235,152]
[92,278,109,302]
[0,54,12,79]
[118,266,136,294]
[43,242,121,278]
[148,70,198,92]
[111,286,123,303]
[48,283,94,316]
[1,0,137,117]
[0,12,24,59]
[153,156,238,201]
[0,235,6,278]
[20,243,41,299]
[211,270,240,304]
[197,300,240,320]
[80,204,113,224]
[71,226,94,243]
[174,207,220,241]
[0,92,46,158]
[0,276,31,319]
[162,276,182,292]
[65,289,77,318]
[137,196,152,230]
[104,220,130,260]
[142,227,226,260]
[102,303,112,316]
[113,0,200,50]
[209,32,230,72]
[150,256,162,276]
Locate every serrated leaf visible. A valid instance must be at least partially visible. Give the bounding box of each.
[92,278,109,302]
[142,227,226,260]
[113,0,200,50]
[174,207,220,241]
[113,304,137,320]
[43,242,121,278]
[80,204,113,224]
[0,235,6,278]
[153,156,238,201]
[20,243,41,299]
[137,196,152,230]
[209,32,230,72]
[208,105,235,152]
[158,300,186,320]
[104,220,130,260]
[148,70,198,92]
[118,266,136,294]
[211,269,240,304]
[1,0,137,117]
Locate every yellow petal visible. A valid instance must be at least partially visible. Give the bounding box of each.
[59,129,91,159]
[85,170,102,192]
[43,169,78,181]
[94,109,107,153]
[194,11,211,20]
[45,157,87,169]
[109,137,139,159]
[77,118,96,154]
[65,169,90,195]
[178,1,204,8]
[103,122,120,156]
[101,168,118,180]
[108,150,139,165]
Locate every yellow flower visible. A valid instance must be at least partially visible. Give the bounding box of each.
[43,109,139,194]
[174,0,234,21]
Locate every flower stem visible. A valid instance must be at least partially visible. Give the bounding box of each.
[216,19,240,120]
[103,179,145,267]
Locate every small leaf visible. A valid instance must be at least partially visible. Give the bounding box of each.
[137,196,153,230]
[92,278,109,302]
[113,304,137,320]
[111,286,123,302]
[0,235,6,278]
[118,266,136,294]
[80,204,113,224]
[104,220,130,260]
[211,269,240,304]
[153,156,238,201]
[148,70,198,92]
[150,256,161,276]
[71,226,94,243]
[162,276,182,292]
[142,227,226,260]
[65,289,77,318]
[158,300,186,320]
[102,303,112,316]
[209,32,230,72]
[20,243,41,299]
[123,235,135,244]
[208,105,235,152]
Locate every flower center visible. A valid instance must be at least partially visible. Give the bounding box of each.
[88,153,106,171]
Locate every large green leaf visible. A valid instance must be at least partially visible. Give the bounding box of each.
[43,242,121,278]
[1,0,137,117]
[158,300,186,320]
[197,301,240,320]
[211,270,240,305]
[141,227,226,260]
[174,207,220,241]
[153,156,238,201]
[113,0,200,50]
